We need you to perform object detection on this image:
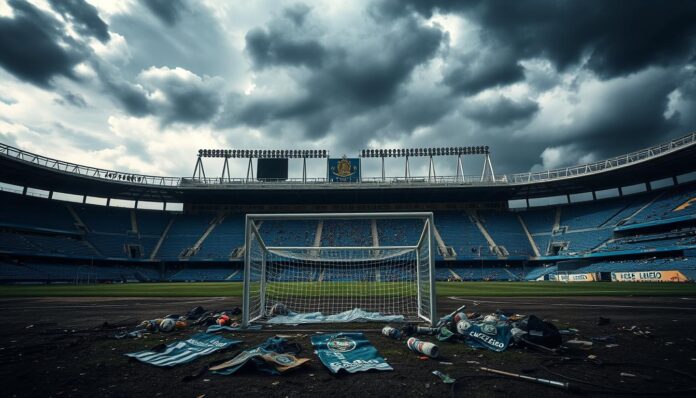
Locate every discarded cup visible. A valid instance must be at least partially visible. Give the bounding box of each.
[407,337,440,358]
[382,326,401,339]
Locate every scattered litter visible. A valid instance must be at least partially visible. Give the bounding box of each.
[591,336,616,343]
[565,339,593,349]
[587,355,597,360]
[605,344,619,348]
[620,372,636,378]
[439,361,453,365]
[480,367,572,391]
[432,370,456,384]
[382,326,401,339]
[407,338,440,358]
[272,381,279,386]
[466,360,480,365]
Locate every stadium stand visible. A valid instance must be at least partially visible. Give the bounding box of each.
[2,131,696,283]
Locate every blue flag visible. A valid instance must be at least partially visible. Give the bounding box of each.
[125,333,240,367]
[311,332,392,374]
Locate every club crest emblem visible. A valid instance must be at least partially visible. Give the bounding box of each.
[331,155,357,178]
[327,336,357,353]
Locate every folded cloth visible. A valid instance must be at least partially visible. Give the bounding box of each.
[125,333,241,367]
[268,308,404,324]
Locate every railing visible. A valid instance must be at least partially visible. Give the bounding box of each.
[1,131,694,188]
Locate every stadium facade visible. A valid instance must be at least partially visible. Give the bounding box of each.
[1,133,695,283]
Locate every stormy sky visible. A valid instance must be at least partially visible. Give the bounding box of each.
[1,0,695,179]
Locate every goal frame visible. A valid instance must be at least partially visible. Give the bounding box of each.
[241,212,437,326]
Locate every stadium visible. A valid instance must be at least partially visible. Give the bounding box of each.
[3,0,696,396]
[2,134,696,286]
[2,133,696,396]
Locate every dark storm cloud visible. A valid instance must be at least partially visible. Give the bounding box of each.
[48,0,110,42]
[443,47,523,95]
[245,27,326,69]
[562,71,681,157]
[463,96,539,128]
[377,0,696,93]
[141,0,187,26]
[54,91,88,108]
[227,6,444,137]
[140,69,223,125]
[0,0,85,87]
[283,3,312,27]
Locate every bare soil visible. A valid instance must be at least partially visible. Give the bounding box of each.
[1,296,695,397]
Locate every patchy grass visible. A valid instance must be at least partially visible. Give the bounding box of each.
[1,281,695,297]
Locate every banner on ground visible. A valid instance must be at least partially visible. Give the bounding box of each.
[311,332,392,373]
[125,333,240,367]
[611,270,689,282]
[554,273,597,282]
[457,321,513,352]
[328,156,360,182]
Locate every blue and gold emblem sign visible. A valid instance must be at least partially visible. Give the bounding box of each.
[328,156,360,182]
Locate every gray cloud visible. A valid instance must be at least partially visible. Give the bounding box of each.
[54,91,88,108]
[141,0,187,26]
[0,0,86,87]
[48,0,110,43]
[463,96,539,128]
[378,0,696,90]
[223,5,444,138]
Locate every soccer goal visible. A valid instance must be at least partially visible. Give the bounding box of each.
[241,212,436,326]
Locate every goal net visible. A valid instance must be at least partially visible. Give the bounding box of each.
[242,213,436,326]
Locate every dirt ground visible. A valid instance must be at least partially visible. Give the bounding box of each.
[1,296,696,397]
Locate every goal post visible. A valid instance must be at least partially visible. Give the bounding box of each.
[241,212,437,326]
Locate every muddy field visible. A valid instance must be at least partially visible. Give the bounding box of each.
[1,296,695,397]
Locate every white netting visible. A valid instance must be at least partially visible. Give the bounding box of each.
[243,214,435,325]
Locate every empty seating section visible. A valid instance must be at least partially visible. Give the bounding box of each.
[524,265,558,280]
[377,219,422,246]
[157,215,213,259]
[552,229,614,254]
[0,231,98,257]
[519,208,554,233]
[321,219,371,247]
[629,185,696,225]
[479,211,533,255]
[168,267,238,281]
[194,215,245,260]
[2,184,696,283]
[75,205,131,233]
[602,228,696,252]
[0,262,160,282]
[560,199,627,229]
[258,220,316,247]
[449,266,522,281]
[0,192,76,231]
[435,213,489,256]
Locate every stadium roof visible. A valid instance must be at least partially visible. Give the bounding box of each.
[1,132,695,205]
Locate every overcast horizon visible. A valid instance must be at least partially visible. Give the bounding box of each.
[1,0,695,179]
